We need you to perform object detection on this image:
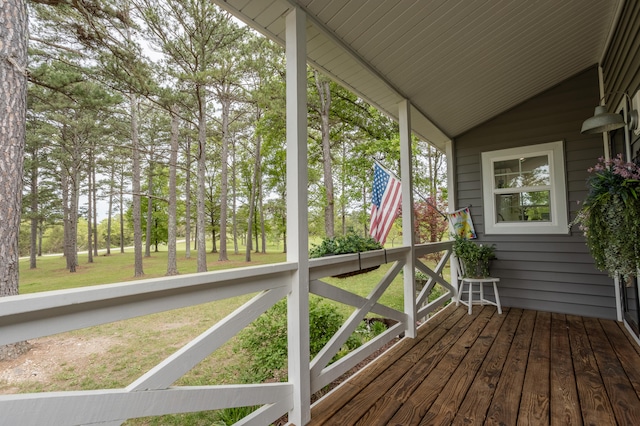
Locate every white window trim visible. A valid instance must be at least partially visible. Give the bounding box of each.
[481,141,568,235]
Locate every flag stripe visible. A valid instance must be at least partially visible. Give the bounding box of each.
[369,163,402,245]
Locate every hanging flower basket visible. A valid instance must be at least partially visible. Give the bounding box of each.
[572,155,640,278]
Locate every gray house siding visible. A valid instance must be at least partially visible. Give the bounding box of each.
[602,0,640,112]
[453,66,616,319]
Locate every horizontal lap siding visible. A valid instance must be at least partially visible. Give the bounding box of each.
[454,66,616,319]
[602,0,640,112]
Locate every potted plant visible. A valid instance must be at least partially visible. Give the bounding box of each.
[309,234,383,278]
[572,154,640,279]
[451,234,496,278]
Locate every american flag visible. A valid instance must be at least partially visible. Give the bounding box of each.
[369,163,402,245]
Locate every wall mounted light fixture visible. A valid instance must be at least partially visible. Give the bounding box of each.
[581,93,639,134]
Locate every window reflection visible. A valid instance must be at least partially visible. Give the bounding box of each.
[495,191,551,222]
[494,155,550,189]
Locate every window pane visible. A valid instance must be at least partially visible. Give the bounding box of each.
[494,155,550,189]
[495,191,551,222]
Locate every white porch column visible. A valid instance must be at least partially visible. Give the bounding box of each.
[445,139,459,300]
[399,99,416,338]
[285,7,311,426]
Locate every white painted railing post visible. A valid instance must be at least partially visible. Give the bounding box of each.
[286,7,311,426]
[399,99,417,338]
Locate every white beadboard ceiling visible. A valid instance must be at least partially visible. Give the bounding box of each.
[215,0,622,150]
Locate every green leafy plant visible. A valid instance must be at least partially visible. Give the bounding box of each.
[235,298,344,382]
[572,155,640,278]
[452,234,496,278]
[341,319,389,356]
[309,234,383,258]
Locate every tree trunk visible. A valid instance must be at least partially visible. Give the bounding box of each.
[341,141,346,235]
[62,169,71,266]
[196,86,208,271]
[131,94,144,276]
[87,162,93,264]
[0,0,31,361]
[362,183,368,236]
[232,137,238,255]
[259,181,266,254]
[38,218,43,257]
[184,133,192,259]
[0,0,26,296]
[68,162,79,273]
[119,165,125,253]
[218,94,231,261]
[106,165,114,255]
[314,71,334,238]
[92,161,98,256]
[166,108,179,276]
[29,150,38,269]
[246,109,262,262]
[282,214,287,254]
[145,158,153,258]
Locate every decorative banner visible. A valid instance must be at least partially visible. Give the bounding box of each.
[447,206,477,239]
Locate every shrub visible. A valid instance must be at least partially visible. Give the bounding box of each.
[236,297,344,381]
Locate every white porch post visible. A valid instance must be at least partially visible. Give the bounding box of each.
[445,139,459,301]
[285,7,311,426]
[399,99,416,338]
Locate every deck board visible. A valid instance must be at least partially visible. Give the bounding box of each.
[518,311,551,425]
[549,313,582,426]
[420,309,507,426]
[453,307,522,424]
[484,309,535,426]
[310,305,640,425]
[567,314,617,425]
[583,317,640,424]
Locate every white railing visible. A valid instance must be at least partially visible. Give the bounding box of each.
[0,241,454,425]
[307,241,455,394]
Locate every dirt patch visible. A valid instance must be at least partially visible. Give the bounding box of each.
[0,335,115,394]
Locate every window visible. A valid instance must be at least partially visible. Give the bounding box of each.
[481,141,568,234]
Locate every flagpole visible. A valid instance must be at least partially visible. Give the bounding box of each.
[373,160,448,220]
[413,190,448,220]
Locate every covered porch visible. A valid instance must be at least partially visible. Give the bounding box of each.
[310,304,640,425]
[2,0,640,424]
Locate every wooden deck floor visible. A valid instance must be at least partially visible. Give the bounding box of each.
[309,305,640,425]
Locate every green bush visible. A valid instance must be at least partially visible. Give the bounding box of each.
[236,297,344,381]
[229,298,390,424]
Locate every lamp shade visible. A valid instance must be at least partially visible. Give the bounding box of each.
[581,105,626,134]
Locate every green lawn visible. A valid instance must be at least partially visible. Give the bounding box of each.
[19,242,288,293]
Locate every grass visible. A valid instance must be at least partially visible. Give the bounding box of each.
[9,241,448,425]
[19,242,287,294]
